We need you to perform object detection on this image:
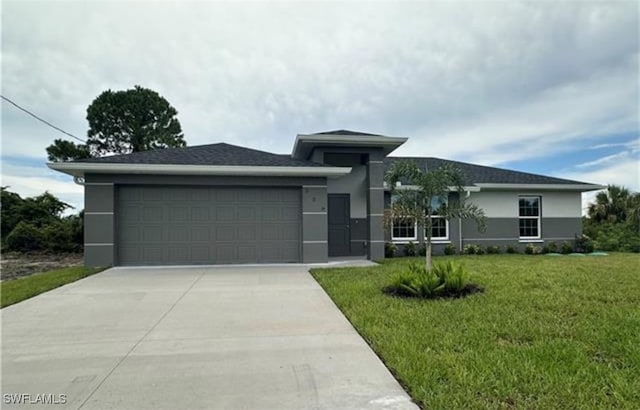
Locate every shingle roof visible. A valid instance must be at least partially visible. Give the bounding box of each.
[384,157,592,185]
[74,143,330,167]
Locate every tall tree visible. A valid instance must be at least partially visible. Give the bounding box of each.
[46,86,186,161]
[587,185,631,223]
[385,161,487,270]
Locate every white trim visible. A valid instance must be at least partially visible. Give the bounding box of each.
[369,240,385,243]
[48,162,352,178]
[303,240,327,244]
[85,212,114,215]
[391,218,418,242]
[85,243,114,246]
[519,239,545,243]
[302,185,328,188]
[369,213,384,217]
[476,183,605,191]
[394,185,481,192]
[368,187,384,190]
[302,212,327,215]
[432,240,452,244]
[425,216,449,241]
[84,182,114,186]
[519,195,542,240]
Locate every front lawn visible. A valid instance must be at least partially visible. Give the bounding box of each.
[310,254,640,409]
[1,266,105,308]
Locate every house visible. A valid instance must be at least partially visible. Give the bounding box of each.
[48,130,604,266]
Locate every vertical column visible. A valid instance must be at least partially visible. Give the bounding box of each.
[84,182,115,267]
[367,151,385,260]
[301,183,328,263]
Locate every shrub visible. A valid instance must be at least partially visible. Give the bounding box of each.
[475,245,485,255]
[506,245,519,254]
[561,241,573,254]
[385,242,397,258]
[418,243,427,256]
[385,261,480,299]
[525,243,543,255]
[444,243,457,255]
[404,241,417,257]
[486,245,501,254]
[575,234,595,253]
[547,241,558,253]
[463,244,477,255]
[5,222,46,252]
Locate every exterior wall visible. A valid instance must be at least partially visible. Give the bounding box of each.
[367,150,385,260]
[384,189,583,255]
[84,183,116,267]
[326,158,367,256]
[83,174,328,266]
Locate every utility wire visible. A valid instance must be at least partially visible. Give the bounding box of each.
[1,95,86,143]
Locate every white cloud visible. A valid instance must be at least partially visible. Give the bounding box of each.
[0,0,637,207]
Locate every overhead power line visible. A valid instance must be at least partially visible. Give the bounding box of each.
[1,95,86,143]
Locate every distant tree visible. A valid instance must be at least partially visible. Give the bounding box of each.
[584,185,640,252]
[587,185,631,224]
[46,139,91,162]
[46,85,186,162]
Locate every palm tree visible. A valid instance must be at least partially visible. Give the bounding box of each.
[385,161,487,270]
[587,185,631,223]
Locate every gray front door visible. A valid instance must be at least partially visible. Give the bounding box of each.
[117,186,301,265]
[328,194,350,257]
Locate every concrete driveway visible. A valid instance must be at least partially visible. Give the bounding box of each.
[2,265,417,409]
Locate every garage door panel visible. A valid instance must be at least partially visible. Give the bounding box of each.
[117,186,301,265]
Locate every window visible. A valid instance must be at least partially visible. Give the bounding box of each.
[427,195,449,241]
[430,217,449,240]
[519,196,541,238]
[392,218,417,241]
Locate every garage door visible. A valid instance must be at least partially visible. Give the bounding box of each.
[116,186,301,265]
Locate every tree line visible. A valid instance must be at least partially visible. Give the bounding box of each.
[584,185,640,252]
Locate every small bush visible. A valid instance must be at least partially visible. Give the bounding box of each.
[575,234,595,253]
[506,245,519,254]
[384,261,482,299]
[444,243,457,255]
[385,242,397,258]
[486,245,501,254]
[547,241,558,253]
[5,222,46,252]
[525,243,543,255]
[463,244,478,255]
[561,241,573,254]
[404,241,417,257]
[418,243,427,256]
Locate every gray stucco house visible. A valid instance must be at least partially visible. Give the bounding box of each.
[49,130,603,267]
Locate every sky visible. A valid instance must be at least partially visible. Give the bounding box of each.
[2,0,638,214]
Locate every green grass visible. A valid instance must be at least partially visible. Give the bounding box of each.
[1,266,105,308]
[310,254,640,409]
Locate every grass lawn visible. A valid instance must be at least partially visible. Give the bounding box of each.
[311,253,640,409]
[1,266,105,308]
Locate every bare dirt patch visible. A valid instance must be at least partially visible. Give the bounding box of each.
[1,252,83,281]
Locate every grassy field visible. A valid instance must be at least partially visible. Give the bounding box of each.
[311,254,640,409]
[1,266,105,308]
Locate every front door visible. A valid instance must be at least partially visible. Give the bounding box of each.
[328,194,351,257]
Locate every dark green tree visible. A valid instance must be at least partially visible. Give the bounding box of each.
[85,85,185,156]
[46,139,91,162]
[46,86,186,161]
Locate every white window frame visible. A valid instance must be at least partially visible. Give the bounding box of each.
[391,218,418,242]
[425,216,449,242]
[518,195,542,240]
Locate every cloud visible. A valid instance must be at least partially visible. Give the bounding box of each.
[1,1,637,207]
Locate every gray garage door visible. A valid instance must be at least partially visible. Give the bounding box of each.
[116,186,301,265]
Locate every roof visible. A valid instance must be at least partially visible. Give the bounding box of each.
[384,157,597,186]
[312,129,386,137]
[75,143,328,167]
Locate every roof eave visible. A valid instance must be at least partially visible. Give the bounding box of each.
[292,134,408,160]
[47,162,352,179]
[474,183,606,191]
